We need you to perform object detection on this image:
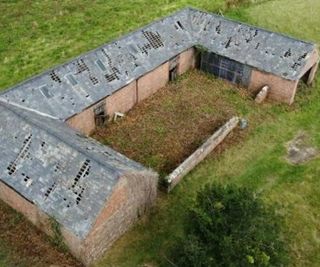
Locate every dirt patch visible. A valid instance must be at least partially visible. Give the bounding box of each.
[93,71,251,177]
[0,200,83,267]
[286,132,319,164]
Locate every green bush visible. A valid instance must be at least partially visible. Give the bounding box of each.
[172,184,288,266]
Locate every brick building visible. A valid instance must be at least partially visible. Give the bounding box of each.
[0,7,318,266]
[0,100,158,265]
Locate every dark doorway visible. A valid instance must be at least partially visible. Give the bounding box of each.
[94,102,107,127]
[300,67,312,84]
[200,51,252,86]
[169,67,178,81]
[169,56,179,81]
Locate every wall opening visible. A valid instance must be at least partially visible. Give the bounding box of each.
[300,67,312,85]
[199,51,251,87]
[169,56,179,81]
[169,67,178,81]
[94,102,107,127]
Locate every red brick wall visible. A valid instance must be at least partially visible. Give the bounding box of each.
[248,69,298,104]
[177,47,197,75]
[66,50,198,136]
[105,81,137,117]
[307,62,319,85]
[137,62,169,102]
[0,181,83,260]
[66,81,137,136]
[80,170,158,265]
[66,104,96,136]
[0,181,40,226]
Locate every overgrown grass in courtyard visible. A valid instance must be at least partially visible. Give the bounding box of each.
[93,71,255,178]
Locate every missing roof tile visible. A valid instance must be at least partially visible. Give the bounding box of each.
[90,75,99,85]
[45,182,56,199]
[50,71,62,83]
[284,49,292,58]
[76,59,90,74]
[176,21,185,30]
[70,159,91,189]
[66,74,78,86]
[7,134,32,176]
[142,30,164,49]
[39,86,53,98]
[216,22,221,34]
[105,73,119,82]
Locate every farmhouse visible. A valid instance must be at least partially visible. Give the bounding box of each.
[0,7,318,266]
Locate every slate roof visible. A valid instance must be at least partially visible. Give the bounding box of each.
[0,100,145,239]
[0,8,316,121]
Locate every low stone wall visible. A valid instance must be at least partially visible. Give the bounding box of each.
[166,117,240,192]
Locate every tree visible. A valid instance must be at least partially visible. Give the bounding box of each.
[172,184,288,266]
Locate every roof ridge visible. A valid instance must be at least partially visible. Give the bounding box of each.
[0,98,59,119]
[0,8,316,120]
[0,8,193,95]
[0,100,124,177]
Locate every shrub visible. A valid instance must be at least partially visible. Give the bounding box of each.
[172,184,288,266]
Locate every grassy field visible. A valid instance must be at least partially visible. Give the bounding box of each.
[0,0,320,266]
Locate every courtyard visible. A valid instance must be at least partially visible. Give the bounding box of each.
[93,70,252,178]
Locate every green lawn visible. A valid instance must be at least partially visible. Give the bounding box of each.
[0,0,320,266]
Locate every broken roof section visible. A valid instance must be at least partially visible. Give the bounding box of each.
[0,100,146,239]
[0,8,316,120]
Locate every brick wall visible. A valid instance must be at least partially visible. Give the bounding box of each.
[66,81,137,136]
[66,104,97,136]
[177,47,197,75]
[0,170,158,267]
[248,69,298,104]
[137,62,169,102]
[67,49,198,136]
[80,170,158,265]
[0,180,83,260]
[166,117,239,191]
[307,62,319,85]
[0,181,54,236]
[105,81,137,117]
[0,180,40,226]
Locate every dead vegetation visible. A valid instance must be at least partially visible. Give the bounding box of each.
[93,70,252,177]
